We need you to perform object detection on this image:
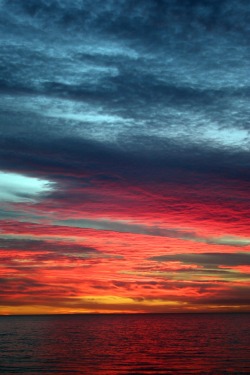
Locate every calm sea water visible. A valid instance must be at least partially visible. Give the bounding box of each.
[0,313,249,374]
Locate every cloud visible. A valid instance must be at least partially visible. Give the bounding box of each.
[55,218,250,247]
[0,237,123,266]
[0,171,53,203]
[0,0,250,313]
[0,237,98,253]
[1,0,250,152]
[149,252,250,267]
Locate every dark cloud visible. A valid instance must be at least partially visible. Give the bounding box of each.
[0,238,99,254]
[149,252,250,267]
[190,285,250,307]
[0,238,123,270]
[1,0,249,195]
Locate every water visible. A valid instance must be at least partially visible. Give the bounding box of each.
[0,313,249,374]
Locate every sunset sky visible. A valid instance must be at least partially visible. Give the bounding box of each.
[0,0,249,315]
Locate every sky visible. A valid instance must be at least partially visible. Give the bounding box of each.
[0,0,250,315]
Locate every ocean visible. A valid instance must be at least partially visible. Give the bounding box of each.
[0,313,249,374]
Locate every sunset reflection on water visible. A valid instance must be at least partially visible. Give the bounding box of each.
[0,313,249,374]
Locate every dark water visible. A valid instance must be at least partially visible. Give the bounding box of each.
[0,313,249,375]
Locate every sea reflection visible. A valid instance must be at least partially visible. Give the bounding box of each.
[0,313,249,374]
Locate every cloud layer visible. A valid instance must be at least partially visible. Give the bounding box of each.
[0,0,249,314]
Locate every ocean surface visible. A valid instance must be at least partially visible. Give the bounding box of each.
[0,313,249,374]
